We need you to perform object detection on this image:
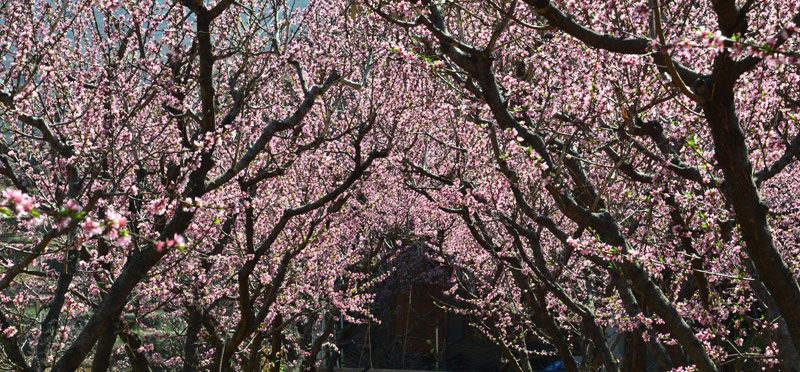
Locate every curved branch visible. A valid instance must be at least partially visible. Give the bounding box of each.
[735,11,800,76]
[521,0,701,84]
[204,71,342,192]
[0,91,71,157]
[754,130,800,186]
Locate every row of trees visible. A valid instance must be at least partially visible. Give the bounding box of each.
[1,0,798,371]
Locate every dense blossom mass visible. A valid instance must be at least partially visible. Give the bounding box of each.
[0,0,799,371]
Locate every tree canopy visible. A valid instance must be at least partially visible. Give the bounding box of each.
[1,0,799,371]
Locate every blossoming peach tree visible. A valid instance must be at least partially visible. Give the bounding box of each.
[0,0,428,370]
[364,0,800,371]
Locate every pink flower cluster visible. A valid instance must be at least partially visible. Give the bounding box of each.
[80,209,130,246]
[2,326,17,338]
[155,234,186,253]
[1,189,37,217]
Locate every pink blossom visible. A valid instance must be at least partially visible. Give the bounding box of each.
[2,189,36,216]
[3,326,17,338]
[148,198,168,215]
[82,218,104,237]
[65,199,82,213]
[106,210,127,228]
